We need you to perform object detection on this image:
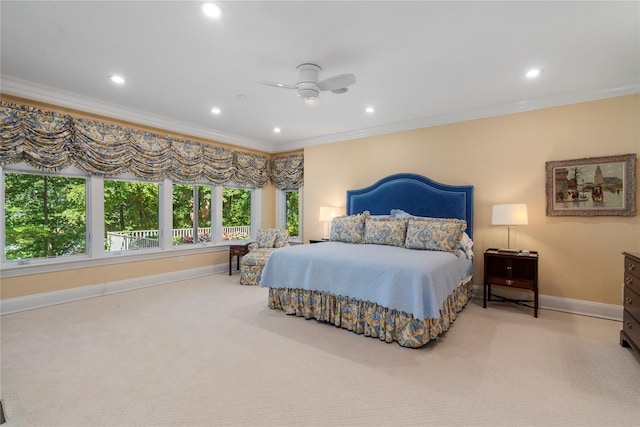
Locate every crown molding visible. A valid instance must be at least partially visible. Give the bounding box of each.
[274,81,640,153]
[0,76,274,153]
[2,75,637,155]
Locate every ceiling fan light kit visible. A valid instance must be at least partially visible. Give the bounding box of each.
[260,63,356,106]
[303,97,321,109]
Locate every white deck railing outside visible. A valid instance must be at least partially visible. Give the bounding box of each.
[106,226,251,251]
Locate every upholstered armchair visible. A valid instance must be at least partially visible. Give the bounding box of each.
[239,228,289,286]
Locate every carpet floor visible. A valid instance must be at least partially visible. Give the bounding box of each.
[1,273,639,426]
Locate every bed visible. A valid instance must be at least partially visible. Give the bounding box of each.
[259,173,474,348]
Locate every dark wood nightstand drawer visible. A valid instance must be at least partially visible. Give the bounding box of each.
[624,286,640,324]
[624,271,640,296]
[486,276,535,289]
[623,310,640,349]
[626,256,640,278]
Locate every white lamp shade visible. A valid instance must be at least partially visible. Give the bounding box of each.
[491,204,528,225]
[319,206,340,222]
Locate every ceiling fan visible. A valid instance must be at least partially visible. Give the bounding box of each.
[260,63,356,107]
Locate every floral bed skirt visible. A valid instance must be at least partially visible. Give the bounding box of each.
[267,279,472,348]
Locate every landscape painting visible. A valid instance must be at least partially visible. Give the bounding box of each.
[545,154,636,216]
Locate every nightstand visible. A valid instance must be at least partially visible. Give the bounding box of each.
[309,239,329,244]
[483,248,539,317]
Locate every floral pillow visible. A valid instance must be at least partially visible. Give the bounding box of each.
[273,229,290,248]
[256,228,278,248]
[459,232,474,259]
[364,217,407,247]
[404,217,467,255]
[330,211,370,244]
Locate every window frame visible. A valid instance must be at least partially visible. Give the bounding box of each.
[2,164,90,264]
[1,164,263,274]
[171,182,213,247]
[276,186,303,243]
[103,175,162,254]
[220,185,255,244]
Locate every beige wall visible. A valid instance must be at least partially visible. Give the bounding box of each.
[260,183,276,229]
[1,251,228,299]
[303,94,640,306]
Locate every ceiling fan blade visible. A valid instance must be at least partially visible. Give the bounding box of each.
[317,73,356,92]
[258,80,298,90]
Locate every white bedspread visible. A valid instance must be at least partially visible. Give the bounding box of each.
[259,242,473,320]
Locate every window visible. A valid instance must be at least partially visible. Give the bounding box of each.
[4,172,86,261]
[222,187,251,240]
[172,184,212,245]
[1,164,264,269]
[276,187,302,242]
[285,189,299,238]
[104,179,159,252]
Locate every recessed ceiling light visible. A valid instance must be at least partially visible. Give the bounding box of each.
[273,127,281,133]
[109,75,125,84]
[201,2,223,19]
[365,106,375,114]
[526,68,541,78]
[211,107,221,115]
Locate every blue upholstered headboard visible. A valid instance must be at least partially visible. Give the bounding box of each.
[346,173,474,238]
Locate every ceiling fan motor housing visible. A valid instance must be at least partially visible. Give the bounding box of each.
[296,63,321,99]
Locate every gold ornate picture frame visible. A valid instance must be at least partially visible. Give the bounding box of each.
[545,154,636,216]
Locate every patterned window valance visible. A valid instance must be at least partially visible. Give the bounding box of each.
[270,153,304,189]
[0,103,74,172]
[0,101,287,188]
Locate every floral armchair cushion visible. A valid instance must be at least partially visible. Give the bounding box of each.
[273,229,289,248]
[256,228,278,248]
[240,229,289,286]
[248,228,289,250]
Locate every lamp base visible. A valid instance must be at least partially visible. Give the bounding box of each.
[323,222,330,240]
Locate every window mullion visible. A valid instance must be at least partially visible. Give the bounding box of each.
[193,185,199,243]
[0,166,5,261]
[159,178,173,249]
[212,186,223,243]
[250,188,261,240]
[88,176,105,257]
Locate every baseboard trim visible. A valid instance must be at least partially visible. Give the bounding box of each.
[1,263,227,315]
[472,285,623,321]
[2,272,623,320]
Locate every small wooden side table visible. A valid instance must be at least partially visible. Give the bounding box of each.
[483,248,539,317]
[229,244,249,275]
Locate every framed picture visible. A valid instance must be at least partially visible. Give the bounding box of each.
[545,154,636,216]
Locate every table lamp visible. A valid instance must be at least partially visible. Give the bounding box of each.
[491,203,528,252]
[319,206,340,240]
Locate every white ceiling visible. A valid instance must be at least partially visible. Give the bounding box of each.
[1,1,638,153]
